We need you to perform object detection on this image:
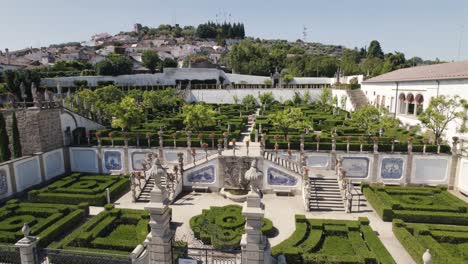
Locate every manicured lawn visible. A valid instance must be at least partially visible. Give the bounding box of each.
[50,206,148,255]
[190,204,275,250]
[362,184,468,224]
[0,200,88,248]
[272,215,395,264]
[28,173,129,206]
[393,220,468,263]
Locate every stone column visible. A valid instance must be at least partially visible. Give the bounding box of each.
[223,132,228,149]
[405,139,414,186]
[144,170,173,264]
[186,131,192,164]
[15,224,39,264]
[158,128,164,159]
[449,137,460,190]
[241,191,271,264]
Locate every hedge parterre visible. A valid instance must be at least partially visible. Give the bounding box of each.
[28,173,130,206]
[362,184,468,224]
[50,205,148,255]
[0,199,89,248]
[190,205,275,250]
[272,215,395,264]
[393,219,468,263]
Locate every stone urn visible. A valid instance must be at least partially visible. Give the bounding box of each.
[422,249,431,264]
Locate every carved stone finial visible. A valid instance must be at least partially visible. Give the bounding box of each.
[22,223,30,237]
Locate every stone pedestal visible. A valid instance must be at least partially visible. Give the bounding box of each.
[241,192,271,264]
[15,236,39,264]
[144,179,173,263]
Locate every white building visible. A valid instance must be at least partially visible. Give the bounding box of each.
[361,60,468,141]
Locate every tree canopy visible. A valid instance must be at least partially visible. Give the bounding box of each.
[95,53,133,76]
[142,50,161,73]
[182,104,217,131]
[111,96,144,131]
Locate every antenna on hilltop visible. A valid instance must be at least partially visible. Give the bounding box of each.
[302,25,308,42]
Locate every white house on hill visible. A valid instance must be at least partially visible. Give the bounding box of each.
[361,60,468,141]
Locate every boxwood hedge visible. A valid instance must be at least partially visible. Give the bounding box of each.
[189,205,275,250]
[362,184,468,224]
[272,215,395,264]
[28,173,130,206]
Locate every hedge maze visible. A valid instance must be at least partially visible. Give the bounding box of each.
[272,215,395,264]
[362,184,468,224]
[190,205,275,250]
[393,220,468,263]
[28,173,130,206]
[0,199,89,247]
[50,206,149,255]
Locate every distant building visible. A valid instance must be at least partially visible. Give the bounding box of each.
[361,60,468,141]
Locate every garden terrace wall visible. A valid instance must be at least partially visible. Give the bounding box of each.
[0,147,68,201]
[457,156,468,195]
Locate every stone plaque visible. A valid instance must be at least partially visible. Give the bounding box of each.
[381,158,404,179]
[341,157,369,178]
[0,169,8,195]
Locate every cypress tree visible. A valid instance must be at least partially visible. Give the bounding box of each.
[0,112,11,162]
[11,112,22,158]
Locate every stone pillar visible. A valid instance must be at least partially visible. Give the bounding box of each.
[405,139,414,186]
[15,225,39,264]
[158,128,164,159]
[144,170,173,264]
[241,191,271,264]
[300,134,305,153]
[223,132,228,149]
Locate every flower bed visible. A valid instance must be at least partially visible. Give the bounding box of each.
[50,206,148,255]
[272,215,395,264]
[189,205,275,250]
[0,200,89,248]
[362,184,468,224]
[28,173,129,206]
[393,219,468,263]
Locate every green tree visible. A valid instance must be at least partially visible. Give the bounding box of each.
[418,95,465,141]
[242,95,257,111]
[349,105,399,135]
[142,50,161,74]
[282,73,294,85]
[367,40,384,59]
[268,108,311,137]
[259,92,275,111]
[111,96,144,131]
[11,112,21,158]
[0,113,11,162]
[182,104,217,131]
[318,88,332,106]
[340,49,361,75]
[95,53,133,76]
[142,88,183,113]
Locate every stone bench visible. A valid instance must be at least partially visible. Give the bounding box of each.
[273,188,294,196]
[193,186,209,193]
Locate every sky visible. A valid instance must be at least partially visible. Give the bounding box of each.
[0,0,467,61]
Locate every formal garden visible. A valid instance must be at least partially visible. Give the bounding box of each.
[28,173,129,206]
[189,205,275,250]
[271,215,395,264]
[363,184,468,225]
[0,200,89,247]
[393,220,468,263]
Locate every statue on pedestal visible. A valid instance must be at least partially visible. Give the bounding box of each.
[244,159,261,196]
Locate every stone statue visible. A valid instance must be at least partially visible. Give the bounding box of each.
[244,159,261,195]
[422,249,431,264]
[31,83,37,103]
[149,158,166,191]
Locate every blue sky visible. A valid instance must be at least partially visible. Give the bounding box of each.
[1,0,467,61]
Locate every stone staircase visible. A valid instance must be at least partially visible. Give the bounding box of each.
[263,151,302,175]
[346,89,368,109]
[308,176,345,212]
[349,182,368,212]
[137,176,168,202]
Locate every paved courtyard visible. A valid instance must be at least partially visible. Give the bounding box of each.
[108,189,415,264]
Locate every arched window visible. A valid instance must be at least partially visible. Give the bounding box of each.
[376,95,381,107]
[415,94,424,115]
[407,93,415,115]
[381,96,386,108]
[399,93,406,114]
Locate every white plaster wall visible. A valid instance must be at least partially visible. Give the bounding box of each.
[187,88,322,104]
[361,79,468,140]
[305,153,331,170]
[457,157,468,195]
[70,147,99,173]
[331,89,354,112]
[14,157,42,192]
[61,110,105,132]
[43,148,65,180]
[262,160,302,192]
[0,165,13,199]
[411,156,451,185]
[101,148,125,174]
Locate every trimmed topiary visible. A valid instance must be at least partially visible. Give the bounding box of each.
[0,112,11,162]
[11,111,21,158]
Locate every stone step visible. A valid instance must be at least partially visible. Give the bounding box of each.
[310,203,345,209]
[309,199,343,204]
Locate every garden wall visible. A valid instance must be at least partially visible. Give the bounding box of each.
[457,156,468,195]
[186,88,322,104]
[0,148,68,201]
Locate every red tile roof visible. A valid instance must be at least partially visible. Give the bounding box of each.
[364,60,468,83]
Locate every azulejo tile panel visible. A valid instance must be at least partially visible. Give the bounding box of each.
[104,151,122,171]
[0,169,8,195]
[341,157,369,178]
[187,165,215,183]
[381,158,404,179]
[267,167,297,186]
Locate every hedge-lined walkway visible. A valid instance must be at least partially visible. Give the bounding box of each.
[110,191,415,263]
